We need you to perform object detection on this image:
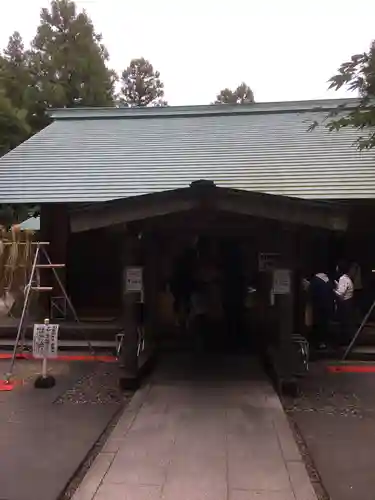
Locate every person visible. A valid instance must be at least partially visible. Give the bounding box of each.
[190,240,221,349]
[306,269,335,349]
[335,261,355,345]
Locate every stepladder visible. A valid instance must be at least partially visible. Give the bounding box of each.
[4,241,93,384]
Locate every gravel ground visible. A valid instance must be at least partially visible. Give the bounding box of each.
[283,361,375,417]
[281,361,375,500]
[54,363,129,405]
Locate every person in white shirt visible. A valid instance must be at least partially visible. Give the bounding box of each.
[335,261,355,345]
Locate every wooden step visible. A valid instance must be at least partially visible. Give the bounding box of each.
[36,264,65,269]
[3,241,50,246]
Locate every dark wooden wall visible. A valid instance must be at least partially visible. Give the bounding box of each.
[66,227,122,317]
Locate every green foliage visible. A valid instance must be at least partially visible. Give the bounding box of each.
[30,0,116,108]
[0,32,31,110]
[120,58,167,107]
[0,204,37,228]
[0,31,47,133]
[0,89,32,226]
[0,0,117,139]
[0,89,30,156]
[214,82,255,104]
[324,41,375,150]
[0,0,117,225]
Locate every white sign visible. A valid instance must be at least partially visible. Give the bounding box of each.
[33,323,59,359]
[125,267,143,293]
[258,253,280,272]
[272,269,291,295]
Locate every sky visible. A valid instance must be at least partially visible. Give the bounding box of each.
[0,0,374,105]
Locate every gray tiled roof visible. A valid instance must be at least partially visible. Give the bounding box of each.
[0,98,373,203]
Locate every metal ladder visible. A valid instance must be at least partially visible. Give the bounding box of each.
[4,241,93,383]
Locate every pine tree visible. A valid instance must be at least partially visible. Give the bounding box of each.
[0,89,30,156]
[30,0,116,109]
[214,82,255,105]
[0,32,31,112]
[120,57,167,107]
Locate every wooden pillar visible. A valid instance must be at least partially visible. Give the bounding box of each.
[119,231,141,390]
[273,224,297,387]
[39,203,70,314]
[143,231,159,353]
[293,227,306,336]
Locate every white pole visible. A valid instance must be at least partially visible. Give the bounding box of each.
[42,318,49,379]
[42,358,47,379]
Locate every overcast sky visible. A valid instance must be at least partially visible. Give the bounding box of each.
[0,0,374,105]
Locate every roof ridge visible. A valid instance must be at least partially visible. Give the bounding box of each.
[50,98,360,121]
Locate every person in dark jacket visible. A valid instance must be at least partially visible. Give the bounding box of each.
[307,270,336,349]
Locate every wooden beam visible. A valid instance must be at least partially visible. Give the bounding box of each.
[71,197,197,233]
[70,188,348,233]
[216,195,347,232]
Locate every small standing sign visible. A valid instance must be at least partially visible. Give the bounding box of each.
[33,322,59,359]
[125,266,143,293]
[33,319,58,389]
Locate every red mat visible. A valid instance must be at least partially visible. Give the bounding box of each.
[0,381,14,391]
[328,365,375,373]
[0,353,30,360]
[0,379,23,391]
[56,354,117,362]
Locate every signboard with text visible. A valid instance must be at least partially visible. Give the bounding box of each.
[32,323,59,359]
[125,266,143,293]
[272,269,291,295]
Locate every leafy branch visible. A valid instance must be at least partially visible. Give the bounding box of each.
[311,43,375,150]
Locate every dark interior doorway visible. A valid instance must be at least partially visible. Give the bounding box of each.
[67,228,122,319]
[169,234,251,352]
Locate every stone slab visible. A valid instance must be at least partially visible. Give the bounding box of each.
[75,354,316,500]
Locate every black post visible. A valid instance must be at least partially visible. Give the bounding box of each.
[119,232,140,391]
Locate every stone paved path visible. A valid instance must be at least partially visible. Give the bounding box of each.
[73,354,317,500]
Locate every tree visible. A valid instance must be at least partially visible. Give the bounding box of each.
[0,32,32,145]
[0,90,30,157]
[120,58,167,107]
[0,204,36,227]
[318,41,375,149]
[29,0,116,109]
[0,35,37,225]
[0,31,44,133]
[0,1,117,225]
[0,32,30,110]
[214,82,255,104]
[0,90,34,226]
